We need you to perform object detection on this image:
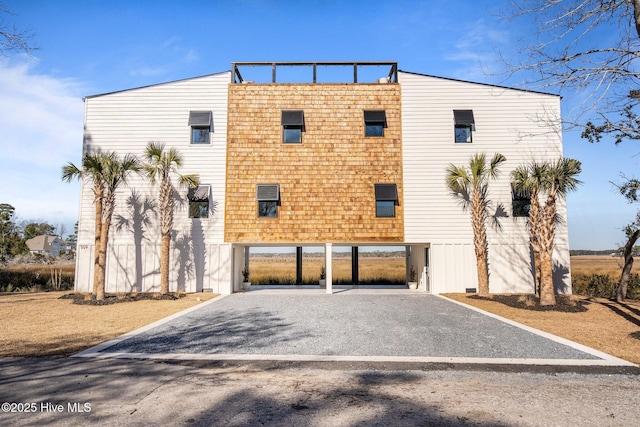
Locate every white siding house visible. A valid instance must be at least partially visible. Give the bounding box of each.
[73,63,572,296]
[399,71,570,294]
[75,71,232,294]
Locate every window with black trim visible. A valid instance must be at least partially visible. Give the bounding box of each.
[453,110,474,143]
[188,111,212,144]
[374,183,398,218]
[364,110,387,137]
[188,185,211,218]
[512,188,531,217]
[282,110,304,143]
[257,184,280,218]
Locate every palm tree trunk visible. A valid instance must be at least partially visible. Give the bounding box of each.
[471,191,490,296]
[96,214,110,301]
[539,250,556,305]
[159,176,173,295]
[160,232,170,294]
[528,191,542,296]
[533,249,541,296]
[92,186,103,295]
[96,195,115,302]
[537,194,557,306]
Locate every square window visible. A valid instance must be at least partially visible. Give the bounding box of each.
[455,125,472,143]
[191,127,210,144]
[365,124,384,137]
[283,127,302,143]
[189,201,209,218]
[188,185,210,218]
[512,195,531,217]
[364,110,387,137]
[188,111,213,144]
[258,201,278,218]
[376,200,395,218]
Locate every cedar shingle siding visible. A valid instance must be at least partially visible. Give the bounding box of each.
[225,83,404,243]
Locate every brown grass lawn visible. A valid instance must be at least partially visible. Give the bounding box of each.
[0,291,218,357]
[444,294,640,365]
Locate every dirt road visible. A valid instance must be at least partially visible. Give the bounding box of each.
[1,358,638,426]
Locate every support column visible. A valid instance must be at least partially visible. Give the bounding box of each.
[325,243,333,294]
[296,246,303,285]
[352,246,359,285]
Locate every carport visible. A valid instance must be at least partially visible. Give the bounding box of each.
[232,243,432,293]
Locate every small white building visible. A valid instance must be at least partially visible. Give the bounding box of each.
[73,62,571,295]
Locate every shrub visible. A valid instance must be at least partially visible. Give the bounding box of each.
[572,272,640,300]
[585,274,615,298]
[626,273,640,300]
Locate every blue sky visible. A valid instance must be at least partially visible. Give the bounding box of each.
[0,0,638,249]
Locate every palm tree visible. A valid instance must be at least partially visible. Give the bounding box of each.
[143,142,199,295]
[61,154,106,296]
[97,153,140,300]
[61,152,139,300]
[446,153,506,297]
[511,162,545,295]
[537,157,582,306]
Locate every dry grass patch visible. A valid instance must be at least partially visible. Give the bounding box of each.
[0,291,218,357]
[570,255,631,277]
[249,256,405,284]
[444,293,640,365]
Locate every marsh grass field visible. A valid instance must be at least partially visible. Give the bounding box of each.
[570,255,632,277]
[248,253,406,285]
[247,253,635,288]
[0,263,75,292]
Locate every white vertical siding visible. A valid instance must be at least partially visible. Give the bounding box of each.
[75,72,232,293]
[399,71,571,294]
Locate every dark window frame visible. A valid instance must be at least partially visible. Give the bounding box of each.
[374,183,398,218]
[453,110,475,144]
[282,110,304,144]
[188,111,213,144]
[364,110,387,137]
[188,185,211,219]
[512,189,531,218]
[257,184,280,218]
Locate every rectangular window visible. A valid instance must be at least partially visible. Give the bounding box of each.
[188,111,212,144]
[257,184,280,218]
[188,185,211,218]
[374,183,398,218]
[512,188,531,217]
[453,110,474,143]
[282,110,304,143]
[364,110,387,137]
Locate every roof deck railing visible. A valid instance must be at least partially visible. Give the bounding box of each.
[231,61,398,84]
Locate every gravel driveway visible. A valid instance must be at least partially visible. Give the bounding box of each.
[79,290,628,366]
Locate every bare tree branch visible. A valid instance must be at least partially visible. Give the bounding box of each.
[0,4,39,56]
[501,0,640,128]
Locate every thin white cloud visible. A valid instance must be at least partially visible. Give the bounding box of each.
[0,58,85,233]
[127,37,199,79]
[445,19,510,81]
